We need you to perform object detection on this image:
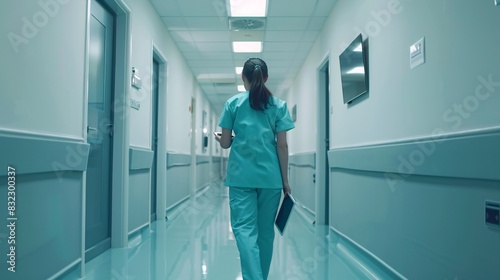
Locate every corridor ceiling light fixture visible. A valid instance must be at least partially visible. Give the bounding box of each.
[229,0,267,17]
[237,85,245,92]
[235,67,243,74]
[232,41,262,53]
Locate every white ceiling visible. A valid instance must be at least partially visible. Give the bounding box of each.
[150,0,337,114]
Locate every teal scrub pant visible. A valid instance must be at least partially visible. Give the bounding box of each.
[229,187,282,280]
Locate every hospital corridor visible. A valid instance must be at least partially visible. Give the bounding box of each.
[62,182,392,280]
[1,0,500,279]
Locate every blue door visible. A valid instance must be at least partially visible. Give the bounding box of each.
[151,58,159,221]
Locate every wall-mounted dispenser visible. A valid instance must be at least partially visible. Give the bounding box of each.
[485,201,499,228]
[132,67,142,89]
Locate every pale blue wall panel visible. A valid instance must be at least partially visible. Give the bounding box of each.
[166,153,191,210]
[0,172,82,280]
[0,135,86,279]
[129,148,154,170]
[328,130,500,279]
[129,170,151,233]
[0,135,90,176]
[128,148,154,233]
[212,157,222,180]
[289,153,316,214]
[196,155,210,190]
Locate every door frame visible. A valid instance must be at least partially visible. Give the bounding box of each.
[151,43,168,222]
[82,0,131,275]
[190,97,197,196]
[151,57,159,222]
[315,53,330,225]
[101,0,131,249]
[208,117,213,184]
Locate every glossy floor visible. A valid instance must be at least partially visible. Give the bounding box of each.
[64,184,379,280]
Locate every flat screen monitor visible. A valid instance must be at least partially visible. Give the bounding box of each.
[339,34,368,104]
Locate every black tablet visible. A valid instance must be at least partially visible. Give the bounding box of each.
[275,194,296,236]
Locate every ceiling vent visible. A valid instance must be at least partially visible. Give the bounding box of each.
[229,17,266,31]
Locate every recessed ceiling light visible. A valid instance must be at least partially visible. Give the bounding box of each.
[235,67,243,74]
[232,41,262,53]
[237,85,246,92]
[229,0,267,17]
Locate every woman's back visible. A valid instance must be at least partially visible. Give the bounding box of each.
[219,92,293,189]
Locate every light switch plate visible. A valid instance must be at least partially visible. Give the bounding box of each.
[131,98,141,110]
[410,37,425,69]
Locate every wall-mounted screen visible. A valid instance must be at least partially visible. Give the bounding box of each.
[339,34,368,104]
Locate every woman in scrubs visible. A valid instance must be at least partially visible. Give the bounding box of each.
[215,57,295,280]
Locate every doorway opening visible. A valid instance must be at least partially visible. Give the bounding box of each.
[316,58,330,225]
[84,1,131,272]
[151,58,159,221]
[85,0,115,262]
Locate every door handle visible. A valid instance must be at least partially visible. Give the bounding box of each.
[87,125,113,136]
[105,124,113,137]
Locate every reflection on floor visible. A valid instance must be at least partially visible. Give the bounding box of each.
[64,183,390,280]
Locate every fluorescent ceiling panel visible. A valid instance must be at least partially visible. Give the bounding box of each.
[232,41,262,53]
[230,0,267,17]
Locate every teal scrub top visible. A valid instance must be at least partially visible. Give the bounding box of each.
[218,92,295,189]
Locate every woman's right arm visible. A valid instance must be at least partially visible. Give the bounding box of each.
[276,131,291,194]
[214,128,233,149]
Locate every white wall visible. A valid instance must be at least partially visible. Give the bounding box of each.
[1,0,86,139]
[287,0,500,278]
[289,0,500,153]
[124,0,217,154]
[328,0,500,148]
[283,40,321,154]
[194,88,218,155]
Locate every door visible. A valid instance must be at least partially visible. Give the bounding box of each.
[151,58,159,221]
[323,63,330,223]
[190,97,197,196]
[86,0,114,261]
[316,60,330,225]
